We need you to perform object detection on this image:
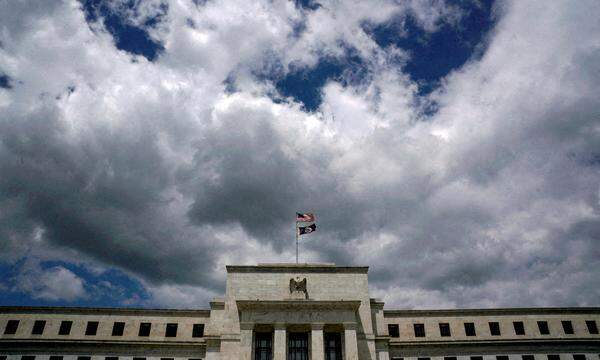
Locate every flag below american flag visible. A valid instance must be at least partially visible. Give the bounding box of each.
[298,223,316,235]
[296,212,315,222]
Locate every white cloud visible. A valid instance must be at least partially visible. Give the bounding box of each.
[0,0,599,309]
[14,260,87,302]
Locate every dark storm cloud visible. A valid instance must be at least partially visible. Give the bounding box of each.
[0,103,222,290]
[186,111,312,246]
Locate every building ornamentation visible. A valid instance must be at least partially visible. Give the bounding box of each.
[289,277,308,299]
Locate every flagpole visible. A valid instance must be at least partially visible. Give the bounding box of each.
[295,220,299,264]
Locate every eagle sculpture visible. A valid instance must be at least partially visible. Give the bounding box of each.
[289,277,307,296]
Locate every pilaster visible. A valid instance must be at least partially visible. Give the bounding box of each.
[311,323,325,360]
[343,322,359,360]
[240,322,254,360]
[274,323,287,360]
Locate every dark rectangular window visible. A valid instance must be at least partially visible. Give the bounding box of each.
[562,320,574,334]
[417,358,430,360]
[193,323,205,337]
[0,356,6,360]
[573,355,586,360]
[471,357,483,360]
[489,321,501,336]
[547,355,560,360]
[288,332,309,360]
[464,322,476,336]
[538,321,550,335]
[522,355,535,360]
[439,323,451,337]
[165,323,178,337]
[414,323,425,337]
[58,320,72,335]
[255,332,273,360]
[161,358,174,360]
[586,320,599,334]
[4,320,19,334]
[139,322,151,337]
[325,332,342,360]
[105,357,118,360]
[85,321,99,335]
[133,358,146,360]
[49,356,63,360]
[497,356,509,360]
[32,320,46,335]
[21,356,35,360]
[77,357,91,360]
[514,321,526,335]
[444,357,457,360]
[388,324,399,338]
[112,321,125,336]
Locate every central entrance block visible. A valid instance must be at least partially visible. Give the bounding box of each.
[206,263,374,360]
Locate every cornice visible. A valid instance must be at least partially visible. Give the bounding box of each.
[227,264,368,274]
[388,338,600,347]
[0,306,210,317]
[384,307,600,317]
[236,299,362,311]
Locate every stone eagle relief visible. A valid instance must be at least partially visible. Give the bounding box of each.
[289,277,308,299]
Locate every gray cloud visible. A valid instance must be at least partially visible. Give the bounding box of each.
[0,0,599,308]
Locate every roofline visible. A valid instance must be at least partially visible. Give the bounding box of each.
[227,264,369,273]
[384,307,600,316]
[0,306,211,317]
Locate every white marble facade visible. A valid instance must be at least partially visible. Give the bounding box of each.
[1,263,600,359]
[206,263,374,360]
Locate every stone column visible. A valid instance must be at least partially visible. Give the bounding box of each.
[274,323,287,360]
[240,322,254,360]
[311,323,325,360]
[343,323,359,360]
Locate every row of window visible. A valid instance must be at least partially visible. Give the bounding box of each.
[393,355,599,360]
[388,320,599,338]
[2,320,204,338]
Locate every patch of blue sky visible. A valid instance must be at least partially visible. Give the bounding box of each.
[272,1,495,112]
[272,50,367,112]
[0,73,12,89]
[79,0,165,61]
[294,0,321,11]
[0,259,150,308]
[365,0,497,96]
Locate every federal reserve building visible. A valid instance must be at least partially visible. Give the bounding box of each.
[1,264,599,360]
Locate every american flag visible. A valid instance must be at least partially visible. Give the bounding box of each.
[296,212,315,222]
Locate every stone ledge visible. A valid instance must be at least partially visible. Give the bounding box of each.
[388,338,600,347]
[227,264,368,274]
[0,306,210,317]
[236,300,362,311]
[384,307,600,317]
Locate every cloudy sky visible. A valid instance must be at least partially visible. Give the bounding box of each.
[1,0,599,310]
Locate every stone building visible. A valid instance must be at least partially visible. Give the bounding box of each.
[1,264,599,360]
